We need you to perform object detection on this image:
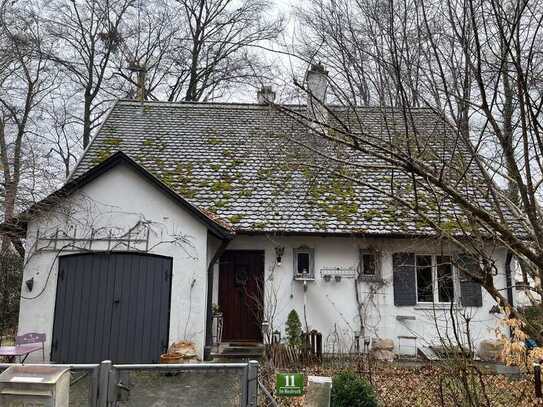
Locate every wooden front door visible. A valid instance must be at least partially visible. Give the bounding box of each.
[219,250,264,342]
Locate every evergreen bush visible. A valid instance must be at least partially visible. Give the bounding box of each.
[285,309,302,347]
[331,370,378,407]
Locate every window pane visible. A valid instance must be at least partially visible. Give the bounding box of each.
[297,252,310,274]
[437,256,454,302]
[362,254,376,275]
[416,255,433,302]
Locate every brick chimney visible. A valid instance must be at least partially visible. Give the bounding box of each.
[257,86,276,104]
[305,63,329,125]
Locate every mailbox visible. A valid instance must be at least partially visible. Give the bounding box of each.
[0,365,70,406]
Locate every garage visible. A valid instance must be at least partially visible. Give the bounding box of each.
[51,252,172,363]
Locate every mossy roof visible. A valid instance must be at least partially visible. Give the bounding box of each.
[71,99,517,237]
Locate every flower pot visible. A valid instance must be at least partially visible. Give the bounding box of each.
[160,353,182,364]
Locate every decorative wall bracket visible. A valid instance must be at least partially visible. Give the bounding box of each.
[320,266,356,281]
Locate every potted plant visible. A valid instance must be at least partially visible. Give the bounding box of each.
[212,303,222,316]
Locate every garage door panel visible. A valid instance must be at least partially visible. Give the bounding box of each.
[89,254,116,363]
[77,256,95,361]
[52,253,172,363]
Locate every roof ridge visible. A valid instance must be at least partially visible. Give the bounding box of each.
[116,98,436,112]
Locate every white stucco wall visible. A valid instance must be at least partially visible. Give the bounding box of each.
[213,235,508,354]
[18,162,509,362]
[18,163,210,361]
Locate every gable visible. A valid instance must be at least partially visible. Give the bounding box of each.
[23,152,233,240]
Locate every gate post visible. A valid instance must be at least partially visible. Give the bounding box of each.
[535,361,542,398]
[89,365,100,407]
[247,360,259,407]
[97,360,112,407]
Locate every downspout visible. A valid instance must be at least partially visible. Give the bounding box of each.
[505,250,514,337]
[204,237,231,360]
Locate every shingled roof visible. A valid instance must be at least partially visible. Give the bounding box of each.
[71,99,500,237]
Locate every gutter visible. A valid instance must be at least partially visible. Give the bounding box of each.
[204,237,232,360]
[505,251,514,337]
[505,251,514,308]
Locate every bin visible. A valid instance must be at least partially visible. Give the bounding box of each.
[0,365,70,406]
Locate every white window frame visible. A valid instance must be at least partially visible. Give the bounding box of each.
[415,254,458,304]
[293,246,315,280]
[358,249,382,281]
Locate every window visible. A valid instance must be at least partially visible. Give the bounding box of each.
[416,255,433,302]
[416,255,456,303]
[297,252,310,274]
[293,247,315,280]
[437,256,454,302]
[359,250,381,280]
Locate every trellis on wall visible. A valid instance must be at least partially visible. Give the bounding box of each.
[31,221,152,253]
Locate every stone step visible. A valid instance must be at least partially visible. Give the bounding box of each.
[211,342,265,362]
[210,351,264,359]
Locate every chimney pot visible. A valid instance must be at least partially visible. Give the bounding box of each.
[305,63,329,124]
[257,86,276,104]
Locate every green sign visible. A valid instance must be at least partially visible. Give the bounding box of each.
[276,372,304,396]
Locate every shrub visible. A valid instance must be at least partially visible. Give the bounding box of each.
[331,371,377,407]
[285,309,302,347]
[0,254,23,337]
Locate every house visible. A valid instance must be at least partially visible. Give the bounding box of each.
[16,65,514,363]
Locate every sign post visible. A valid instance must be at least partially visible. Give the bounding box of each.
[276,372,304,397]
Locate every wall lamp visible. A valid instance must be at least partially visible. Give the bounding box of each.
[275,246,285,266]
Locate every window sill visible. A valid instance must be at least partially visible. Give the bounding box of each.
[293,275,315,281]
[358,276,384,283]
[414,303,462,311]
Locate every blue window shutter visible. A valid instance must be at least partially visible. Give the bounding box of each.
[456,254,483,307]
[393,253,416,306]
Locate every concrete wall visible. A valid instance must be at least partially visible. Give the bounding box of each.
[213,235,508,354]
[18,163,210,361]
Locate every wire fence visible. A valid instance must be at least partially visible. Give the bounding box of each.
[257,352,539,407]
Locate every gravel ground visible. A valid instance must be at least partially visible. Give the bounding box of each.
[69,370,242,407]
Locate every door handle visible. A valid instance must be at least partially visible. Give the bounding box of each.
[113,299,120,304]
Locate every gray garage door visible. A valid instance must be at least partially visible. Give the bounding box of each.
[51,252,172,363]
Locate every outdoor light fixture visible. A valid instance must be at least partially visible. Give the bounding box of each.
[25,278,34,292]
[275,246,285,266]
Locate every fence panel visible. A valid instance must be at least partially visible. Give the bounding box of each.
[111,362,254,407]
[0,361,260,407]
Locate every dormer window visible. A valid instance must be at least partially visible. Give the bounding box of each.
[293,246,315,280]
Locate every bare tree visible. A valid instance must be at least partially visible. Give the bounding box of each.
[44,0,134,148]
[163,0,284,102]
[0,0,57,336]
[0,0,56,253]
[110,0,178,100]
[283,0,543,342]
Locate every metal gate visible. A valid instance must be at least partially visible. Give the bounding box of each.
[52,252,172,364]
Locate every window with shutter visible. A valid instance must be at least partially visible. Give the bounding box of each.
[456,254,483,307]
[394,254,464,306]
[393,253,417,306]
